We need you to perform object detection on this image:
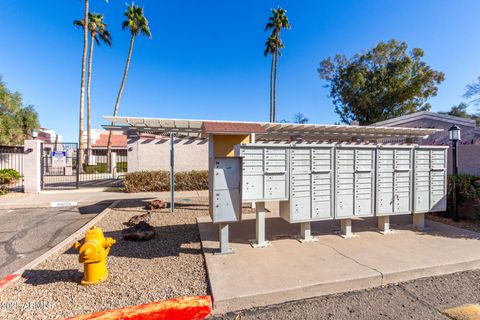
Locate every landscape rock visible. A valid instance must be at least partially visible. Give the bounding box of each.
[124,212,152,227]
[146,199,168,210]
[122,221,156,241]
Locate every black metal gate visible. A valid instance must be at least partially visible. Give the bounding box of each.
[41,143,127,190]
[41,142,79,190]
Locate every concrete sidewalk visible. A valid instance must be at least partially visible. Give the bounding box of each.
[0,189,208,209]
[198,213,480,314]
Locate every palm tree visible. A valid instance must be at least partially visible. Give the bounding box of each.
[107,3,151,163]
[264,34,284,122]
[78,0,89,172]
[265,7,291,123]
[74,13,112,164]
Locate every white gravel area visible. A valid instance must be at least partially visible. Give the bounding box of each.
[0,196,218,320]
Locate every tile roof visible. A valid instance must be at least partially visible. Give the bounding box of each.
[92,132,127,147]
[202,122,266,134]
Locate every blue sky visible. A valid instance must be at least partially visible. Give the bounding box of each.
[1,0,480,141]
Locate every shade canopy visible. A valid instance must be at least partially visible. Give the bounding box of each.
[102,116,443,142]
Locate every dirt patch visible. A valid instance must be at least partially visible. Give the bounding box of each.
[0,196,218,320]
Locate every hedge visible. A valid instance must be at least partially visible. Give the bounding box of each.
[124,170,208,193]
[0,169,21,195]
[83,162,127,174]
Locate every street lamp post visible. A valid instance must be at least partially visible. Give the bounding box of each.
[448,125,461,222]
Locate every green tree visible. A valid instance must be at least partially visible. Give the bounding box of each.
[0,76,40,145]
[265,6,291,123]
[107,3,151,159]
[74,12,112,162]
[293,112,309,124]
[438,102,480,126]
[318,39,445,125]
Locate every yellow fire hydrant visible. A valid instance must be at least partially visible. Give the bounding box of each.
[73,226,116,285]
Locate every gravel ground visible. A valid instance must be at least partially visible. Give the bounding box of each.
[427,213,480,233]
[0,196,216,320]
[212,270,480,320]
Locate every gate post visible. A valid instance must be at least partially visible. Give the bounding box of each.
[24,140,42,193]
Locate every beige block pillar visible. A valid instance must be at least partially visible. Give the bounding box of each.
[23,140,42,193]
[341,219,353,238]
[413,213,425,230]
[378,216,391,234]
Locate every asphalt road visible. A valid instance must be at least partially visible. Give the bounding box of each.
[212,269,480,320]
[0,203,110,279]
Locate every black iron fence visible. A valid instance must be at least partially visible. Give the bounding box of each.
[79,148,127,188]
[0,146,24,191]
[41,142,79,190]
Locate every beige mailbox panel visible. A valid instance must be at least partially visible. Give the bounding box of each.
[238,145,288,202]
[413,147,448,213]
[335,147,375,218]
[376,147,413,216]
[280,145,334,223]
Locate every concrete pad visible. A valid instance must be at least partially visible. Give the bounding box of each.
[197,213,480,314]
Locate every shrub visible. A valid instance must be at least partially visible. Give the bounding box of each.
[447,174,480,218]
[83,162,127,174]
[124,170,208,193]
[0,169,21,195]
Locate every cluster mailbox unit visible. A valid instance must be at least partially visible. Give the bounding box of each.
[209,142,448,251]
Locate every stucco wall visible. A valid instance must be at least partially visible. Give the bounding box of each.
[127,136,208,172]
[449,144,480,176]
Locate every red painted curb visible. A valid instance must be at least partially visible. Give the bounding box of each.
[65,295,212,320]
[0,274,21,291]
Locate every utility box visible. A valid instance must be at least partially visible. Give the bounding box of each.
[334,145,376,219]
[376,145,414,216]
[413,146,448,213]
[210,157,243,223]
[236,144,288,202]
[280,144,335,222]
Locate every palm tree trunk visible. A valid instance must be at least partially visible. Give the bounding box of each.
[269,54,274,123]
[107,34,135,170]
[78,0,88,173]
[273,49,278,123]
[86,34,94,166]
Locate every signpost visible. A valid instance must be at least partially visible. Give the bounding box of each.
[51,151,67,168]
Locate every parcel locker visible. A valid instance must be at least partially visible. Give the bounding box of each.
[210,157,243,223]
[335,145,376,218]
[376,146,413,216]
[413,146,448,213]
[236,144,289,202]
[280,144,335,223]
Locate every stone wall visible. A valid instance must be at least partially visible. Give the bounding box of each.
[127,136,208,172]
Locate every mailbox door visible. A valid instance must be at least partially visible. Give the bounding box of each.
[291,196,311,221]
[393,149,412,214]
[265,148,287,173]
[335,148,355,218]
[377,149,395,215]
[242,175,263,201]
[265,173,287,199]
[414,149,431,212]
[214,158,241,190]
[354,149,374,217]
[213,189,241,222]
[312,171,332,219]
[430,149,447,212]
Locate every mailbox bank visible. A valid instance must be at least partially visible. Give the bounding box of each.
[102,116,446,254]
